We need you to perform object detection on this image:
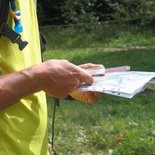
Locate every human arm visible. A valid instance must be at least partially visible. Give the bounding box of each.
[0,59,93,109]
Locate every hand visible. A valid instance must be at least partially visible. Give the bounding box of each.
[79,63,103,71]
[34,60,93,98]
[69,63,103,103]
[69,91,102,103]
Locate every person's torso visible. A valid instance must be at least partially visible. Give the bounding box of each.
[0,1,49,154]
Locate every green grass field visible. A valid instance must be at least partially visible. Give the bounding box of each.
[42,25,155,155]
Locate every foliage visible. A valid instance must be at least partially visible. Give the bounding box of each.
[37,0,155,27]
[37,0,64,25]
[107,0,155,26]
[37,2,46,25]
[40,22,155,50]
[60,0,99,24]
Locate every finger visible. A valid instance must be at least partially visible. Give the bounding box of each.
[86,92,97,103]
[70,91,101,104]
[93,92,102,97]
[79,63,103,69]
[70,91,95,103]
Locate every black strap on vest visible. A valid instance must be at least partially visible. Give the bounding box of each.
[0,0,28,51]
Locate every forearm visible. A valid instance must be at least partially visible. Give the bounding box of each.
[0,67,42,109]
[0,59,94,109]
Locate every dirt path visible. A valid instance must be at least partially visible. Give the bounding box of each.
[97,45,155,52]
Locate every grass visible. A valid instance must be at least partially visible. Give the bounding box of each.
[46,48,155,155]
[44,48,155,72]
[47,92,155,154]
[42,24,155,154]
[40,22,155,49]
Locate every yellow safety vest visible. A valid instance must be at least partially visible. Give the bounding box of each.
[0,0,49,154]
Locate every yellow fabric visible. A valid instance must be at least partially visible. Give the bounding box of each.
[0,1,49,155]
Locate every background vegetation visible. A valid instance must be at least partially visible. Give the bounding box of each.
[37,0,155,154]
[41,23,155,154]
[37,0,155,27]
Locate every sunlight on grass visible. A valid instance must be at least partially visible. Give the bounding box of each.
[47,91,155,154]
[43,24,155,154]
[45,48,155,154]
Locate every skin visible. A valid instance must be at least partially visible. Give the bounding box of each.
[70,63,103,103]
[0,60,102,109]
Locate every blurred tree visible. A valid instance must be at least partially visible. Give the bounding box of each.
[60,0,98,24]
[95,0,115,21]
[37,0,155,27]
[37,0,64,25]
[37,2,46,25]
[106,0,155,26]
